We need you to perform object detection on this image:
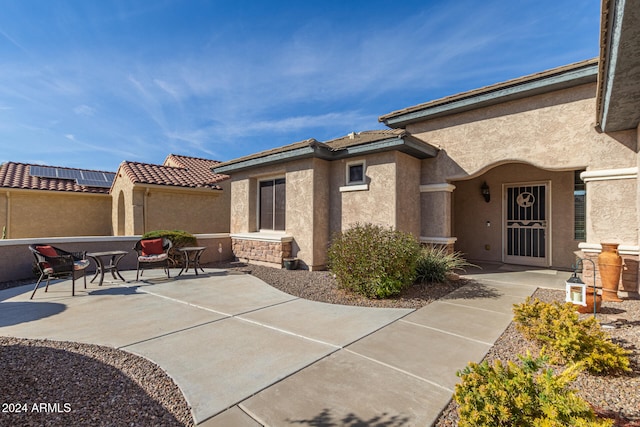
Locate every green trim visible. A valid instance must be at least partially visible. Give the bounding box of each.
[213,136,437,174]
[383,64,598,128]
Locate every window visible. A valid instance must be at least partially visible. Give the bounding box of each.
[574,170,586,240]
[259,178,285,231]
[346,161,365,185]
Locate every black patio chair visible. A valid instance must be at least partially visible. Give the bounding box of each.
[29,244,90,299]
[133,237,172,281]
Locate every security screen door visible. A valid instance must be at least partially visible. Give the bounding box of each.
[504,182,549,266]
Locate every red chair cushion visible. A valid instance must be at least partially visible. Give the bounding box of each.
[141,238,164,256]
[36,245,58,257]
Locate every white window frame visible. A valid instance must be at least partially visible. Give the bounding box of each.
[346,160,366,185]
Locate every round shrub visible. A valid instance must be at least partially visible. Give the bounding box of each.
[327,223,420,298]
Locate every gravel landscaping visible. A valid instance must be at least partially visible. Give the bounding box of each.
[1,263,638,426]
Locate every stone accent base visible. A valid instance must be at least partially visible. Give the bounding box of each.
[577,251,640,299]
[232,237,292,267]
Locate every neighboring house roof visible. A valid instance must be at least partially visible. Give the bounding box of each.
[214,129,438,174]
[0,162,114,194]
[118,154,229,190]
[596,0,640,132]
[379,58,599,128]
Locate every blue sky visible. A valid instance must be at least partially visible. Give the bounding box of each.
[1,0,600,172]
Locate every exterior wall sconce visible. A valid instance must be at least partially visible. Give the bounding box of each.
[481,182,490,203]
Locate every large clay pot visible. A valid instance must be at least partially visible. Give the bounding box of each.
[577,291,602,314]
[598,243,623,302]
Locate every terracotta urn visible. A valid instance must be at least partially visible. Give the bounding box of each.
[598,243,623,302]
[577,291,602,314]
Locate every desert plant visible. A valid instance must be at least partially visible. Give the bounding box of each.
[142,230,197,267]
[513,298,631,374]
[327,223,421,298]
[415,245,476,283]
[455,352,613,427]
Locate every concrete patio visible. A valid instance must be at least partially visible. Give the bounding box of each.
[0,265,567,426]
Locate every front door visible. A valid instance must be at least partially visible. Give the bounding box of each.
[504,182,550,267]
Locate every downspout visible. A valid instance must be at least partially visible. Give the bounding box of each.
[144,188,150,234]
[4,191,10,239]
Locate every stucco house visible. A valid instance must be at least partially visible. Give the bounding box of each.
[111,154,230,236]
[214,0,639,296]
[0,162,114,238]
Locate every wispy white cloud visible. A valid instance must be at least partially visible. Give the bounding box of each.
[73,105,95,116]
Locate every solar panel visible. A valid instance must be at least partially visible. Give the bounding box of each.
[76,178,113,188]
[58,169,80,179]
[30,165,116,188]
[29,165,58,178]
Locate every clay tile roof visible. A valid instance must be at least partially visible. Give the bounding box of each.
[379,58,599,123]
[213,138,322,169]
[119,154,229,189]
[324,129,406,150]
[0,162,113,194]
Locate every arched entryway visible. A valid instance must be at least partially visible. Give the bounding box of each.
[451,162,581,270]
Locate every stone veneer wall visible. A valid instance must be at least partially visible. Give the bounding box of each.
[232,238,292,266]
[577,251,640,298]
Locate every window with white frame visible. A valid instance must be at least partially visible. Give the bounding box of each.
[259,178,285,231]
[346,160,365,185]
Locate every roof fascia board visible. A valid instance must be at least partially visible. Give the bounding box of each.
[132,182,223,193]
[213,145,331,174]
[215,137,439,174]
[333,136,438,159]
[383,65,598,128]
[0,188,110,197]
[599,0,625,131]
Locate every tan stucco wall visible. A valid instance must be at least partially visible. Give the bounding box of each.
[453,164,576,268]
[144,184,230,234]
[285,158,330,269]
[395,152,421,237]
[587,178,637,245]
[329,152,398,233]
[111,173,230,236]
[228,151,422,269]
[421,191,453,239]
[0,189,112,238]
[411,84,637,182]
[408,82,639,265]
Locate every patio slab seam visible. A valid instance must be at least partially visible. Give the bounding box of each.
[118,281,301,319]
[397,319,497,346]
[342,348,455,393]
[437,300,518,315]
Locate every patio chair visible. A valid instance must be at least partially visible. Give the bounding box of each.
[29,244,90,299]
[134,237,172,281]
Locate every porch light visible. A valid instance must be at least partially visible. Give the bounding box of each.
[566,257,599,318]
[481,182,490,203]
[565,272,587,306]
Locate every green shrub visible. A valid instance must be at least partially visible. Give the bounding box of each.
[513,298,631,374]
[327,223,420,298]
[142,230,197,267]
[455,352,613,427]
[415,245,476,283]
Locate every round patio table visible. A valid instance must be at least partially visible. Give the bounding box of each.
[87,250,128,286]
[177,247,206,276]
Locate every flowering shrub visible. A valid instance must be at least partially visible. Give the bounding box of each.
[327,223,420,298]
